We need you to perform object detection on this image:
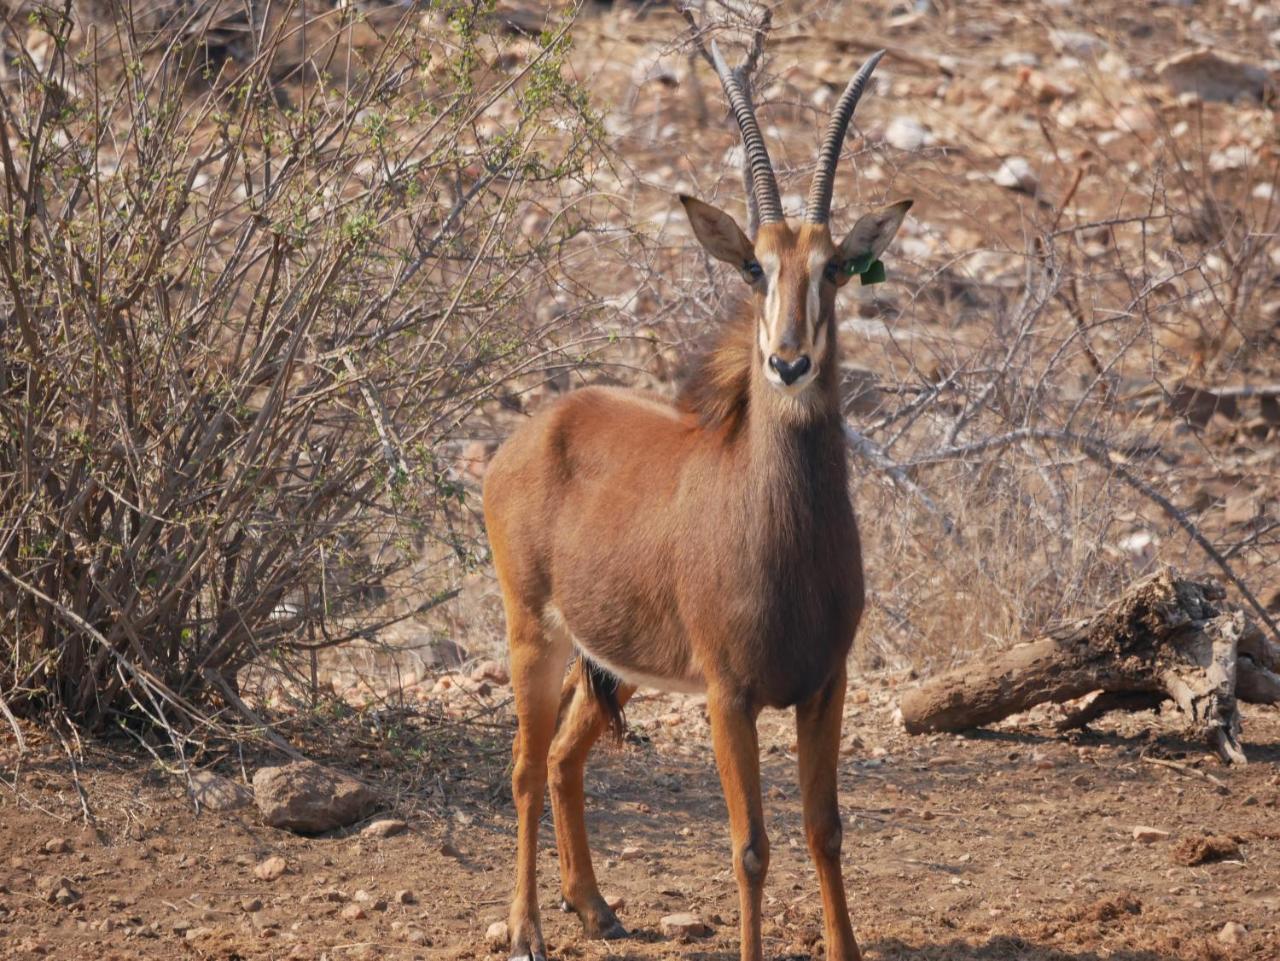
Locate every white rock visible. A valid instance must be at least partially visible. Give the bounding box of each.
[1049,29,1106,58]
[619,845,644,861]
[992,157,1037,192]
[361,818,408,839]
[1219,921,1248,944]
[1209,145,1252,172]
[1000,51,1040,69]
[883,117,933,151]
[485,920,509,948]
[253,856,287,881]
[1132,825,1170,844]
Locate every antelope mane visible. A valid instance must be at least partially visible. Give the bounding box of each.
[675,293,756,431]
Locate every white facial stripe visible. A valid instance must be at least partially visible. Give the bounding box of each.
[806,249,827,344]
[759,250,782,343]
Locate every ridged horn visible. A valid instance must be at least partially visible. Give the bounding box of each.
[709,41,783,227]
[804,49,885,225]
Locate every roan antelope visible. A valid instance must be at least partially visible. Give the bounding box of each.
[483,44,912,961]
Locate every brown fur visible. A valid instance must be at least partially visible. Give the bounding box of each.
[676,296,756,430]
[484,219,881,961]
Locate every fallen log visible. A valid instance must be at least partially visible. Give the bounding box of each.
[899,569,1279,764]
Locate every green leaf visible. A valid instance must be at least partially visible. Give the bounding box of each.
[859,259,886,285]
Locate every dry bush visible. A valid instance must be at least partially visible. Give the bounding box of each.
[0,0,610,733]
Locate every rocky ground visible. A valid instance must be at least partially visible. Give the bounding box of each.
[1,676,1278,960]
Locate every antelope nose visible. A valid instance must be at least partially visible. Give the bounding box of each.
[769,354,811,386]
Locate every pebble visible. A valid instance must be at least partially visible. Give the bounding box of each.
[43,838,72,855]
[395,889,416,905]
[241,897,263,912]
[341,903,367,921]
[993,157,1037,193]
[605,893,626,911]
[1219,922,1248,944]
[485,920,509,948]
[471,660,509,685]
[661,912,711,938]
[1132,826,1171,844]
[253,856,288,881]
[1049,29,1106,58]
[361,818,408,839]
[619,845,644,861]
[883,117,932,152]
[352,890,387,911]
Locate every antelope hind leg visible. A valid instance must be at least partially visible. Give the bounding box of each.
[548,663,635,940]
[506,612,570,961]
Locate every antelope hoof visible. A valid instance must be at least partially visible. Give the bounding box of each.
[581,906,628,941]
[590,916,629,941]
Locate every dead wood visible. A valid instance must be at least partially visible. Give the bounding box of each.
[899,569,1278,764]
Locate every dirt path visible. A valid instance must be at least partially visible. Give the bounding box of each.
[2,683,1277,961]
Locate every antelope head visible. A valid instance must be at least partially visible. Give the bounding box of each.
[680,46,912,400]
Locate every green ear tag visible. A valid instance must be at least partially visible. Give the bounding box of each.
[859,259,886,285]
[844,253,874,278]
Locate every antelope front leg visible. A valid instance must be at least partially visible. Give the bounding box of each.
[796,666,861,961]
[707,688,768,961]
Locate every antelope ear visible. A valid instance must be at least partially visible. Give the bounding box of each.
[834,199,913,287]
[679,195,754,268]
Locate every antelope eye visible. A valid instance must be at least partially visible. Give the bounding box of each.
[823,260,840,283]
[743,260,763,282]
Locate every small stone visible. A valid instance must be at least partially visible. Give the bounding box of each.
[1000,51,1039,69]
[471,660,509,685]
[185,927,215,941]
[191,771,254,813]
[354,889,375,903]
[241,897,263,912]
[406,929,429,945]
[883,117,932,152]
[1132,826,1170,844]
[361,818,408,839]
[619,845,643,861]
[394,889,415,905]
[1049,28,1106,58]
[485,920,509,948]
[43,838,72,854]
[341,903,367,921]
[993,157,1037,193]
[851,688,871,704]
[439,841,463,859]
[661,912,710,939]
[605,893,626,912]
[53,886,80,906]
[253,856,287,881]
[1219,922,1248,944]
